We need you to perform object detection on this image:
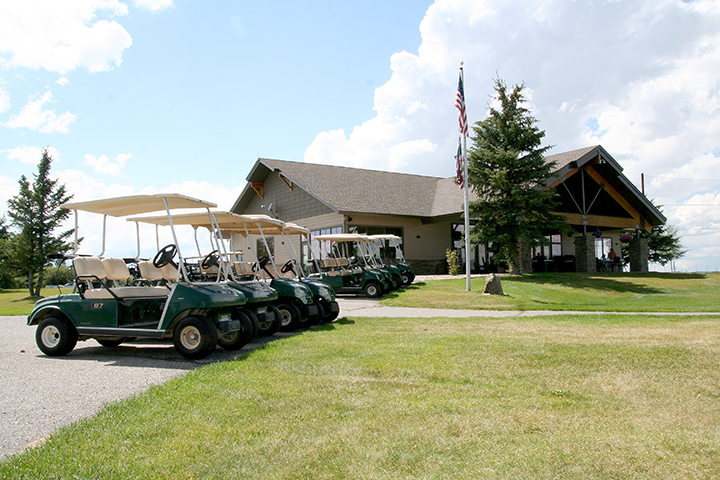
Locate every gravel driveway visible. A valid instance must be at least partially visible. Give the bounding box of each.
[0,315,297,459]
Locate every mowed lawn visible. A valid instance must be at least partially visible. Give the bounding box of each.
[382,272,720,312]
[0,287,72,316]
[3,313,720,479]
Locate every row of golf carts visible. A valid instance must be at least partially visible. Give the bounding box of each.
[28,194,414,360]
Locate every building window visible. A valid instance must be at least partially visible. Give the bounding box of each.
[349,226,405,262]
[595,237,612,259]
[533,234,562,258]
[256,237,274,260]
[308,226,342,262]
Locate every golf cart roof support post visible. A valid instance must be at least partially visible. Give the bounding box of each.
[134,221,141,259]
[73,210,79,255]
[280,230,304,279]
[208,212,231,282]
[307,233,323,274]
[242,222,265,281]
[193,226,203,258]
[99,214,107,257]
[255,222,281,277]
[161,196,190,282]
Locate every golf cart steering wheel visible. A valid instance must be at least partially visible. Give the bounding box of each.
[153,244,178,268]
[253,255,270,272]
[280,259,296,274]
[201,250,219,269]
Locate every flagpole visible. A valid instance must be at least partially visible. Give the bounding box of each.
[460,64,471,292]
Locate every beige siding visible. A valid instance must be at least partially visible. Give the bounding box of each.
[242,172,335,221]
[348,215,451,262]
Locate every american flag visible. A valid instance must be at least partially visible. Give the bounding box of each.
[455,137,464,189]
[455,71,468,136]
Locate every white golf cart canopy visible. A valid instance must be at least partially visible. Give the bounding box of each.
[62,193,216,217]
[61,193,217,258]
[314,233,371,243]
[127,211,286,236]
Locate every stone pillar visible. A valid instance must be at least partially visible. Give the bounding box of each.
[629,237,649,272]
[574,236,596,273]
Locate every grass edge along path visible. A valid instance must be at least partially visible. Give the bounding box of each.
[380,272,720,313]
[3,314,720,479]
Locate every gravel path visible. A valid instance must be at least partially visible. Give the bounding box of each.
[0,316,295,459]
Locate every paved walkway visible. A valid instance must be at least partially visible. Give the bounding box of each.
[335,297,720,318]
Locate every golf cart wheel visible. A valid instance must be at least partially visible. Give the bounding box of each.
[218,311,253,350]
[257,305,282,336]
[401,273,411,285]
[173,316,218,359]
[36,317,78,356]
[310,301,325,325]
[277,303,301,332]
[242,309,260,338]
[363,282,381,298]
[323,301,340,323]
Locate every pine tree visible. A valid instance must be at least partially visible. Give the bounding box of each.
[7,149,74,296]
[467,78,565,274]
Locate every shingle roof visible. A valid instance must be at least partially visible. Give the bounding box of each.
[241,158,471,218]
[232,145,664,225]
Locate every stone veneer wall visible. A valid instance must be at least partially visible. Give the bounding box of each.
[629,237,649,272]
[574,236,597,273]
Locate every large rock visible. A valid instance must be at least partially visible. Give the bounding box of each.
[483,274,504,295]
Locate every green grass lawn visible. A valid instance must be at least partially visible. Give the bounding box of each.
[381,272,720,312]
[0,288,71,316]
[3,314,720,479]
[4,273,719,317]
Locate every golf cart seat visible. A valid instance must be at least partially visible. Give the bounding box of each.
[72,257,168,299]
[335,258,353,275]
[161,263,178,281]
[137,261,176,286]
[137,260,164,282]
[233,261,256,279]
[102,257,171,298]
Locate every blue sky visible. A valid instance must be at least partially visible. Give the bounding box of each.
[2,0,720,271]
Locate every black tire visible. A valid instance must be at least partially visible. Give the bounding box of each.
[323,301,340,323]
[96,338,128,348]
[401,273,411,285]
[309,301,325,325]
[36,317,78,356]
[276,303,301,331]
[243,309,260,338]
[218,311,253,350]
[257,305,282,336]
[364,282,381,298]
[392,274,402,290]
[173,316,218,359]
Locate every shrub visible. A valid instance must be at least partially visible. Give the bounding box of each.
[446,249,460,275]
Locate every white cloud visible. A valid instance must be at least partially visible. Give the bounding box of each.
[4,145,60,165]
[4,91,78,133]
[0,86,9,113]
[134,0,173,12]
[0,175,19,218]
[304,0,720,271]
[0,0,132,73]
[84,153,132,176]
[56,77,69,86]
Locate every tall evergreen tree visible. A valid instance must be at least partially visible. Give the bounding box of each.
[7,148,74,296]
[467,78,565,274]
